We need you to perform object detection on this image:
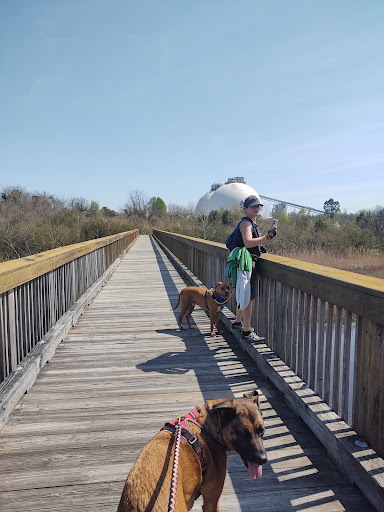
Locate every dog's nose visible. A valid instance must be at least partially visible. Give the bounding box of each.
[257,452,268,465]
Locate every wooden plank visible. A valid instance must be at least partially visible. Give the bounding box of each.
[0,295,7,381]
[259,275,267,338]
[373,322,383,452]
[291,288,299,374]
[20,285,27,360]
[7,289,18,371]
[15,287,22,362]
[271,279,278,353]
[310,296,318,391]
[324,303,334,407]
[332,306,343,414]
[280,283,288,362]
[25,283,31,354]
[316,300,326,398]
[259,276,267,340]
[352,316,362,429]
[303,293,311,385]
[285,286,293,368]
[341,311,353,422]
[297,291,304,379]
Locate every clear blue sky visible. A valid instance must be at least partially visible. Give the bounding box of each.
[1,1,383,214]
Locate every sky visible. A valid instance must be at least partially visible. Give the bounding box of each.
[0,0,383,214]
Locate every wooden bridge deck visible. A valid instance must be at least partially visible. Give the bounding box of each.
[0,235,375,511]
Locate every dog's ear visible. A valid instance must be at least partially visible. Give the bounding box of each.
[211,399,237,422]
[243,389,260,405]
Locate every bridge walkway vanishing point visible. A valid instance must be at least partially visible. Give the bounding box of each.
[0,235,376,512]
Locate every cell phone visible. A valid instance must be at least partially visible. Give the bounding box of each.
[273,219,278,227]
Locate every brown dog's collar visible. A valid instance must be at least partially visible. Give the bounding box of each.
[203,289,224,312]
[207,286,234,308]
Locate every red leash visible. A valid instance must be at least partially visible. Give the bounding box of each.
[168,418,182,512]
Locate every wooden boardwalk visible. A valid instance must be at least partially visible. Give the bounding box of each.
[0,236,375,511]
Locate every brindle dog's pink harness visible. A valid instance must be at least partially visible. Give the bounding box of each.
[162,408,228,512]
[162,410,206,512]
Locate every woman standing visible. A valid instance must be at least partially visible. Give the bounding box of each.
[231,195,277,342]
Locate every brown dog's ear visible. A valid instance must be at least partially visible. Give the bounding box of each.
[243,389,260,404]
[211,399,237,422]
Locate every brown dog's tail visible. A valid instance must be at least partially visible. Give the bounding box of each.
[170,293,181,311]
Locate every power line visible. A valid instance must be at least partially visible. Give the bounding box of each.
[259,195,325,214]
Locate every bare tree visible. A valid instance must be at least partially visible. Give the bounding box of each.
[195,215,211,240]
[123,190,149,217]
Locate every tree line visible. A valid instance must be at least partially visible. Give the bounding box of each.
[0,186,383,263]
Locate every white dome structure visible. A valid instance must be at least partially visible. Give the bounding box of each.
[195,190,214,214]
[196,178,261,215]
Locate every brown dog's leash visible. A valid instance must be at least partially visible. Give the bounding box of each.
[168,418,182,512]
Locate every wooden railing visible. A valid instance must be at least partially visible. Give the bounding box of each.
[153,230,384,460]
[0,230,138,385]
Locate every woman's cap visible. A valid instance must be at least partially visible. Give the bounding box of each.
[244,195,263,208]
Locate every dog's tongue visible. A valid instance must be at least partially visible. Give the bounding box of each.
[247,461,262,480]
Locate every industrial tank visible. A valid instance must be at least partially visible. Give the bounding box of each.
[196,178,260,215]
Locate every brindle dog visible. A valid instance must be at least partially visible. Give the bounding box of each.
[117,390,267,512]
[171,282,232,336]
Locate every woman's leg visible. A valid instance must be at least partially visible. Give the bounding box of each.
[242,299,254,332]
[234,308,243,323]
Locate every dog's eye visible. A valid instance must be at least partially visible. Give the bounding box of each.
[256,427,265,438]
[239,428,251,439]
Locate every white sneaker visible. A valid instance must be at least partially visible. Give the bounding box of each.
[231,322,254,333]
[241,331,265,343]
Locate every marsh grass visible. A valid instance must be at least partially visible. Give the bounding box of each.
[275,248,384,279]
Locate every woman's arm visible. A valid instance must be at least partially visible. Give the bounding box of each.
[239,221,269,248]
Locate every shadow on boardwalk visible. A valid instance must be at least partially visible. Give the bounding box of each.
[133,238,375,511]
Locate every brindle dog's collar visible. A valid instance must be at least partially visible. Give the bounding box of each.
[205,403,229,452]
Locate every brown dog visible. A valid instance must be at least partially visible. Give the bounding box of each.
[171,282,232,336]
[117,390,267,512]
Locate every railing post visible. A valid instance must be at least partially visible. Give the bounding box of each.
[6,289,17,372]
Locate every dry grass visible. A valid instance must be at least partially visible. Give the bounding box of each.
[280,249,384,279]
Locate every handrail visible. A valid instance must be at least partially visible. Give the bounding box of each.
[0,231,136,294]
[257,254,384,325]
[153,230,384,462]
